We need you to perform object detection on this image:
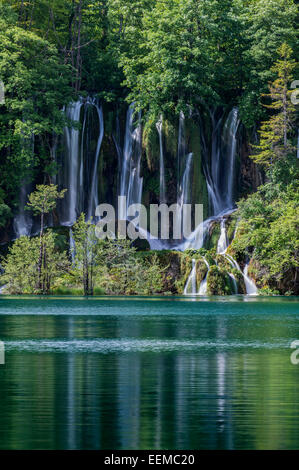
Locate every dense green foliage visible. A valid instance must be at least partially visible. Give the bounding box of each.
[231,180,299,295]
[25,184,67,294]
[230,48,299,295]
[0,0,297,223]
[1,231,69,294]
[252,44,296,165]
[0,1,298,295]
[1,207,165,295]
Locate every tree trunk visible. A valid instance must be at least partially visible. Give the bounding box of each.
[38,212,44,293]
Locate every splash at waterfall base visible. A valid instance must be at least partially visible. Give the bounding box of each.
[94,197,204,246]
[91,198,258,296]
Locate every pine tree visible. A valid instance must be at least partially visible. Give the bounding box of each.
[252,43,296,166]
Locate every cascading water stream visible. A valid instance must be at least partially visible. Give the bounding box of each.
[119,104,143,221]
[61,99,83,226]
[215,219,238,293]
[177,152,193,230]
[177,111,186,195]
[0,284,7,294]
[69,228,76,266]
[198,257,210,296]
[228,273,238,294]
[224,253,258,295]
[13,182,34,238]
[243,263,258,295]
[156,116,166,203]
[13,133,35,238]
[217,219,228,254]
[183,259,197,295]
[209,110,224,215]
[59,97,104,226]
[222,107,240,209]
[87,103,104,220]
[113,115,123,195]
[181,108,240,253]
[175,111,194,240]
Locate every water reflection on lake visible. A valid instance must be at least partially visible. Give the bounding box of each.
[0,296,298,450]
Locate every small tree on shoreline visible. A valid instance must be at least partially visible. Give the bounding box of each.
[26,184,66,294]
[72,213,98,296]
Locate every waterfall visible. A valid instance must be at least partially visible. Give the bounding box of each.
[209,110,224,214]
[13,182,33,237]
[69,228,76,266]
[180,107,240,250]
[177,152,193,231]
[177,111,186,194]
[177,111,193,214]
[198,257,210,296]
[113,114,123,195]
[0,284,7,294]
[13,132,35,238]
[61,99,83,226]
[224,253,240,271]
[224,253,258,295]
[59,97,104,226]
[119,104,143,220]
[221,253,239,294]
[183,259,197,295]
[200,108,240,217]
[156,116,166,203]
[87,103,104,220]
[222,108,240,209]
[228,273,238,294]
[217,219,228,254]
[178,153,193,207]
[243,263,258,295]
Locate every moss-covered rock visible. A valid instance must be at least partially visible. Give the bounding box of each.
[137,250,188,294]
[142,119,160,172]
[177,253,193,294]
[185,117,209,219]
[215,254,231,271]
[232,268,246,294]
[226,216,237,244]
[207,265,233,295]
[196,258,208,285]
[205,221,221,251]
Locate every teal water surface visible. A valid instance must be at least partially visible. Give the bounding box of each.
[0,296,298,450]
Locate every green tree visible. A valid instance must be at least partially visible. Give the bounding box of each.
[26,184,66,294]
[231,182,299,294]
[252,44,296,166]
[117,0,248,117]
[239,0,297,127]
[1,232,69,294]
[0,3,74,220]
[72,213,98,296]
[96,240,164,295]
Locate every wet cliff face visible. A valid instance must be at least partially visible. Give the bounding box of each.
[1,100,258,245]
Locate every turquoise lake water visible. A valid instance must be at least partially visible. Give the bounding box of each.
[0,295,298,449]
